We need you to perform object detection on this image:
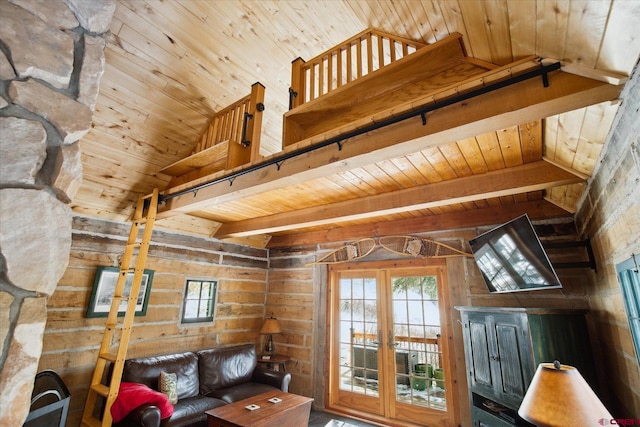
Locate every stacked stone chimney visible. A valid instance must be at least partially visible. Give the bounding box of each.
[0,0,114,424]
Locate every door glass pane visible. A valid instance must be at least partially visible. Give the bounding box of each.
[391,275,445,410]
[338,276,379,396]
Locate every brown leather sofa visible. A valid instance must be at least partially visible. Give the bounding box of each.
[113,344,291,427]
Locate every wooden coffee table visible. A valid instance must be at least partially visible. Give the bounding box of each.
[205,390,313,427]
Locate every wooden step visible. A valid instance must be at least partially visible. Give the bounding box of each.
[98,352,117,362]
[81,415,103,427]
[159,140,229,176]
[90,383,111,398]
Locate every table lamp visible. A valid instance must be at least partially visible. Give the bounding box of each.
[518,361,613,427]
[260,316,282,358]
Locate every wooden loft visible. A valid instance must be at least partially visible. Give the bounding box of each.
[156,28,624,246]
[282,29,505,149]
[159,82,265,189]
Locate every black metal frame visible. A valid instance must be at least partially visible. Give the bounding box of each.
[23,370,70,427]
[544,239,597,271]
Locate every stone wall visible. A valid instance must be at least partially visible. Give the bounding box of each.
[575,60,640,417]
[0,1,114,425]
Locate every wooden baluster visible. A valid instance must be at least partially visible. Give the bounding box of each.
[378,34,384,70]
[318,57,324,98]
[337,46,343,88]
[390,39,397,63]
[366,32,373,76]
[356,37,363,79]
[327,52,333,95]
[208,117,218,150]
[310,62,316,101]
[346,42,353,84]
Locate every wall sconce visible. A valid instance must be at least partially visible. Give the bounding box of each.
[260,316,282,359]
[518,361,613,426]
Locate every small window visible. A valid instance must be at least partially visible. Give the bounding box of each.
[181,279,217,323]
[616,255,640,365]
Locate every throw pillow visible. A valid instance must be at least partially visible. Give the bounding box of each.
[111,382,174,422]
[159,371,178,404]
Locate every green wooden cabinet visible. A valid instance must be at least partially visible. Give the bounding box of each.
[457,307,596,426]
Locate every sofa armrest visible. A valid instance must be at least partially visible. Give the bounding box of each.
[113,404,161,427]
[252,366,291,392]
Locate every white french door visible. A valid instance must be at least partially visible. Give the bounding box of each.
[328,261,455,426]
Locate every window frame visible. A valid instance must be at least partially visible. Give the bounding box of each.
[181,278,218,324]
[616,255,640,365]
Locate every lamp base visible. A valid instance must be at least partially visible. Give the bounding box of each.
[263,334,274,358]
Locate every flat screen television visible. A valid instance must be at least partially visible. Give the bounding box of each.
[468,214,562,293]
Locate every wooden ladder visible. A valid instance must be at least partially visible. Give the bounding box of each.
[81,189,159,427]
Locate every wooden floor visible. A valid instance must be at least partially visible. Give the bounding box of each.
[308,410,379,427]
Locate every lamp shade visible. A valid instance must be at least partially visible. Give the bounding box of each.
[260,317,282,335]
[518,362,612,427]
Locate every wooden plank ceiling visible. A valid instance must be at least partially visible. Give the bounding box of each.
[74,0,640,248]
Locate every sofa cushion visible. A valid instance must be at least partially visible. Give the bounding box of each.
[160,396,226,427]
[160,372,178,404]
[123,352,199,399]
[206,382,279,404]
[197,344,257,395]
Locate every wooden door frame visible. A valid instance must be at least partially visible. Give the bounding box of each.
[325,258,459,427]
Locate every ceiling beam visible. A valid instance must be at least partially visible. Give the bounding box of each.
[266,199,571,248]
[214,160,583,238]
[157,69,621,219]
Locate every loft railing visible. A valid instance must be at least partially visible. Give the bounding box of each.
[289,29,426,108]
[193,82,265,163]
[160,82,265,180]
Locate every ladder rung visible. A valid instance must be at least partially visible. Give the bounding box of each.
[90,383,111,398]
[81,415,103,427]
[98,352,117,362]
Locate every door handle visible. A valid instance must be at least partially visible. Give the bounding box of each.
[388,331,398,349]
[241,112,254,147]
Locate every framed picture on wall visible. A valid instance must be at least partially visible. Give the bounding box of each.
[86,266,154,318]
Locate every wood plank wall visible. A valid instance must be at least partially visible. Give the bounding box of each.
[265,247,319,396]
[575,64,640,417]
[41,216,269,426]
[40,216,595,426]
[266,227,593,425]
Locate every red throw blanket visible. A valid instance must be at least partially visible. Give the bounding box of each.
[111,382,174,422]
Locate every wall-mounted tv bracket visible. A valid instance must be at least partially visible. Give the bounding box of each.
[159,61,561,204]
[544,239,597,272]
